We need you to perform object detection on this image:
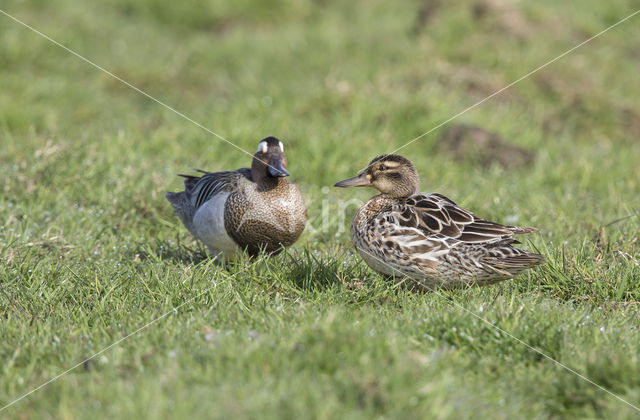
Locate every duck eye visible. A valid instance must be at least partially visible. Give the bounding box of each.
[379,165,387,171]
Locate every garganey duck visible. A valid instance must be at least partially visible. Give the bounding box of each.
[167,136,307,259]
[335,154,544,290]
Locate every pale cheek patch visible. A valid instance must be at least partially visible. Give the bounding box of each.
[256,141,268,154]
[279,141,284,152]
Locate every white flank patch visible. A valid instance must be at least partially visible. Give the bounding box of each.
[257,141,268,154]
[192,192,241,258]
[278,141,284,152]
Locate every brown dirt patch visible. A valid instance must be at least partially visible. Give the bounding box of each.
[436,123,535,168]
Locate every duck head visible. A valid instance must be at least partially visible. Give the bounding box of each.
[334,154,419,198]
[252,136,290,181]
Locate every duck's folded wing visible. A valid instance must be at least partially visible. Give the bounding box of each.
[181,168,251,210]
[398,193,536,245]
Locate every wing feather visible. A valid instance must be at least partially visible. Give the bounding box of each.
[395,193,535,246]
[180,168,251,210]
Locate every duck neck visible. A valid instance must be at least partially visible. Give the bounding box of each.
[386,184,418,199]
[253,172,284,191]
[251,158,279,190]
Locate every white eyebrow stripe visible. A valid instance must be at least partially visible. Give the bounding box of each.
[279,141,284,152]
[256,141,268,153]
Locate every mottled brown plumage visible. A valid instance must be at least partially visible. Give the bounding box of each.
[167,137,306,259]
[335,154,544,290]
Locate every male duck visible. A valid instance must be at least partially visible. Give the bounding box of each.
[335,154,544,290]
[167,136,307,259]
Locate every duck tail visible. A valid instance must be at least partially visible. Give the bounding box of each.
[497,252,545,268]
[178,173,203,193]
[166,191,196,233]
[487,245,545,270]
[510,226,537,234]
[484,239,546,272]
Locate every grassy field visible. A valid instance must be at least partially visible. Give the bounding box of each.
[1,0,640,418]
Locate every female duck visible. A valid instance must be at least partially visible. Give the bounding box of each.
[335,154,544,290]
[167,136,307,259]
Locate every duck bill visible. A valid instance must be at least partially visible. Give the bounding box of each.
[267,156,290,177]
[334,172,370,188]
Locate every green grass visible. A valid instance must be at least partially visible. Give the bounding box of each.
[1,0,640,418]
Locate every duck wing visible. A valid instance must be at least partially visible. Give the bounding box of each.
[398,193,536,245]
[180,168,252,210]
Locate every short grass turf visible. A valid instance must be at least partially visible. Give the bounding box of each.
[1,0,640,418]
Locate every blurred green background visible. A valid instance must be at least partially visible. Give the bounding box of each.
[1,0,639,418]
